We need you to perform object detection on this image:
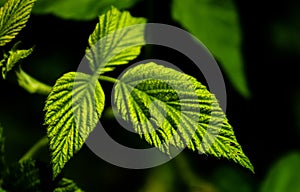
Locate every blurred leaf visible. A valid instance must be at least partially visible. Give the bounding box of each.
[114,62,254,172]
[87,6,146,74]
[2,160,41,191]
[15,66,52,95]
[54,178,84,192]
[102,107,116,119]
[0,0,36,46]
[212,165,254,192]
[139,165,175,192]
[272,4,300,54]
[260,152,300,192]
[172,0,250,97]
[32,0,141,20]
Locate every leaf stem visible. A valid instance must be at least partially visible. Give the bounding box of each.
[19,136,48,162]
[98,75,119,84]
[16,67,52,95]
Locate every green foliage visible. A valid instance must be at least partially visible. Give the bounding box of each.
[114,62,253,172]
[0,0,254,188]
[139,164,175,192]
[0,42,33,79]
[0,42,51,94]
[0,0,50,95]
[260,152,300,192]
[172,0,250,97]
[44,72,105,178]
[87,6,146,74]
[15,67,52,94]
[0,127,84,190]
[32,0,140,20]
[1,156,82,191]
[45,6,147,178]
[2,160,41,191]
[43,6,253,178]
[0,0,36,46]
[212,166,255,192]
[54,178,84,192]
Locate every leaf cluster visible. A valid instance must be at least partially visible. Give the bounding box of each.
[43,6,253,178]
[0,127,84,191]
[0,0,254,190]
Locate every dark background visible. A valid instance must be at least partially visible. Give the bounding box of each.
[0,0,299,191]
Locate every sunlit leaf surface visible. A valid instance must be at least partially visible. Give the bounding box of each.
[114,62,253,172]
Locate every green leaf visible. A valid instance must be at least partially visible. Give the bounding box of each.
[15,67,52,94]
[114,62,253,172]
[139,164,175,192]
[44,7,146,178]
[0,0,36,46]
[0,42,51,94]
[0,42,33,79]
[212,165,255,192]
[260,152,300,192]
[44,72,105,178]
[2,160,41,191]
[86,6,146,74]
[32,0,141,20]
[54,178,84,192]
[172,0,250,97]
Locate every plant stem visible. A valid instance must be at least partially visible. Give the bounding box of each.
[19,136,48,162]
[98,75,119,84]
[16,67,52,95]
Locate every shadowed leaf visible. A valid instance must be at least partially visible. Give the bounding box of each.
[172,0,250,97]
